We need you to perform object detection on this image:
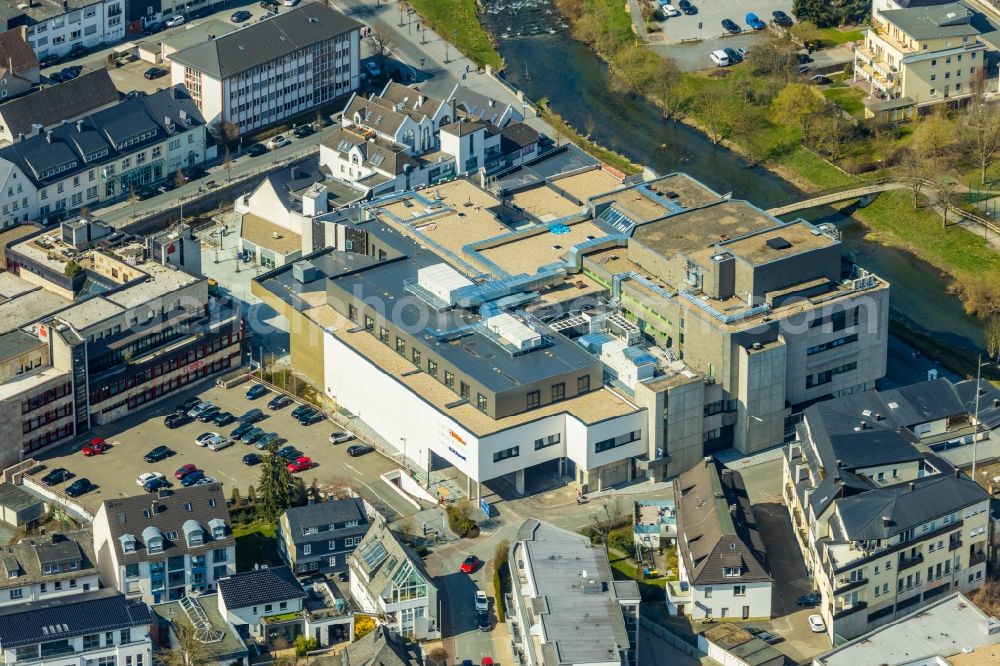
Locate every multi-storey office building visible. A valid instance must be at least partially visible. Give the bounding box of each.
[168,3,362,132]
[783,378,992,641]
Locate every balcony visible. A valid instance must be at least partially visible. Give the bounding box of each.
[834,577,869,595]
[899,554,924,571]
[949,539,963,552]
[832,601,868,621]
[970,552,987,567]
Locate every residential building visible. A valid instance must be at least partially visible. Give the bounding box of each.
[0,588,152,666]
[0,84,207,227]
[811,592,1000,666]
[336,626,420,666]
[0,68,121,145]
[0,27,39,101]
[278,497,370,576]
[150,594,249,666]
[167,3,362,132]
[91,483,236,605]
[21,0,125,61]
[0,530,98,605]
[667,458,772,621]
[854,2,990,119]
[698,625,783,666]
[254,166,889,498]
[783,379,993,641]
[508,518,640,666]
[348,518,439,641]
[633,498,676,552]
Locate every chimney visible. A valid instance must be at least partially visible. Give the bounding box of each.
[164,116,171,128]
[858,420,867,430]
[955,467,961,478]
[489,98,496,107]
[31,123,43,136]
[16,132,23,142]
[729,503,737,514]
[704,456,713,466]
[874,412,882,421]
[835,459,843,468]
[62,0,67,8]
[908,481,915,491]
[993,398,999,408]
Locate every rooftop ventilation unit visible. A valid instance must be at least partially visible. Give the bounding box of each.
[485,313,542,352]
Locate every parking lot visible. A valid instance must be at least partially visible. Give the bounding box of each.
[649,0,793,43]
[28,380,421,519]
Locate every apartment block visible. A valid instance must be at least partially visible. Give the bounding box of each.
[854,2,990,119]
[19,0,126,61]
[783,378,992,641]
[167,3,362,132]
[0,530,98,606]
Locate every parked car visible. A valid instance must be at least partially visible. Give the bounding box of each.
[746,12,766,30]
[329,431,354,444]
[40,54,61,68]
[745,626,782,644]
[276,445,301,459]
[68,44,87,58]
[82,437,108,456]
[268,395,292,410]
[239,407,265,423]
[195,432,221,447]
[347,444,374,457]
[197,406,221,422]
[287,456,313,473]
[677,0,696,14]
[42,468,72,486]
[241,427,265,444]
[475,591,489,612]
[137,472,166,487]
[231,10,252,22]
[365,61,381,77]
[174,463,197,480]
[808,614,826,633]
[231,422,255,439]
[187,401,215,418]
[195,476,217,486]
[737,47,750,59]
[772,9,793,27]
[143,477,172,493]
[182,165,206,181]
[136,186,158,200]
[260,0,278,8]
[661,3,680,17]
[267,135,288,150]
[59,66,82,80]
[292,124,314,138]
[709,50,731,67]
[460,555,480,574]
[724,47,742,64]
[144,445,174,463]
[181,470,205,487]
[208,437,234,452]
[246,384,268,400]
[298,409,324,425]
[144,67,168,80]
[258,432,282,447]
[477,611,491,632]
[248,143,267,157]
[291,404,312,419]
[190,7,211,18]
[797,592,821,606]
[165,413,193,429]
[165,15,185,27]
[283,0,300,5]
[212,411,236,426]
[143,21,165,35]
[242,453,263,466]
[176,396,201,413]
[721,18,741,34]
[65,478,93,497]
[48,71,67,83]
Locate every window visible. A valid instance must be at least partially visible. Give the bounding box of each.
[578,375,590,393]
[551,382,565,402]
[120,628,131,644]
[328,556,337,567]
[364,315,374,332]
[427,359,437,378]
[444,370,454,389]
[705,587,713,598]
[395,337,405,355]
[411,348,421,365]
[304,544,312,555]
[493,446,519,463]
[535,434,561,450]
[526,390,540,410]
[378,327,389,344]
[477,393,487,412]
[724,566,741,577]
[460,381,470,400]
[595,430,641,453]
[733,585,746,596]
[8,588,21,599]
[83,634,100,650]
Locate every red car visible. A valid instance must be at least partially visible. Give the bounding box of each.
[287,456,313,473]
[82,438,109,456]
[174,463,197,479]
[460,555,480,574]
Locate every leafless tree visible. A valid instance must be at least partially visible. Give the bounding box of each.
[986,315,1000,362]
[154,622,207,666]
[366,26,397,78]
[966,101,1000,186]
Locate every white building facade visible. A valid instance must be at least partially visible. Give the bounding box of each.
[24,0,125,61]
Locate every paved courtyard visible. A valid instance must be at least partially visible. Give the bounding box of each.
[647,0,792,43]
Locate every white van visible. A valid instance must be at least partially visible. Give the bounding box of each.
[710,50,731,67]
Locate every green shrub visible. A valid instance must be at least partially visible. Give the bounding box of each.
[446,502,479,538]
[608,526,635,556]
[493,567,506,623]
[293,635,317,656]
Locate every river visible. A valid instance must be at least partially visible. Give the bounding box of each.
[478,3,984,350]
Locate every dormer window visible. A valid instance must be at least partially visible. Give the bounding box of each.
[303,527,318,536]
[120,534,137,554]
[208,518,226,540]
[345,520,358,528]
[147,537,163,553]
[723,566,741,577]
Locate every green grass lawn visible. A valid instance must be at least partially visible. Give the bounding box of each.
[408,0,503,69]
[814,26,865,46]
[775,145,859,189]
[234,523,281,572]
[824,86,866,119]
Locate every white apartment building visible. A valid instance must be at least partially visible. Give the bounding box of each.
[0,85,207,227]
[168,3,362,132]
[0,531,99,606]
[92,484,236,605]
[0,588,152,666]
[784,379,992,641]
[23,0,125,61]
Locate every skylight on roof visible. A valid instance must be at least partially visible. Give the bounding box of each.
[360,540,388,568]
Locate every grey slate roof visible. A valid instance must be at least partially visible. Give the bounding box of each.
[954,378,1000,430]
[283,497,367,545]
[376,81,444,122]
[0,588,151,648]
[168,3,362,80]
[880,3,980,39]
[98,483,233,563]
[440,119,486,137]
[881,378,966,426]
[350,517,434,600]
[339,625,421,666]
[836,471,988,540]
[450,85,514,126]
[501,122,539,150]
[218,565,305,609]
[0,530,96,588]
[323,127,417,175]
[674,459,771,586]
[0,69,120,140]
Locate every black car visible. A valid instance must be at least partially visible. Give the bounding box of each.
[48,72,66,83]
[190,7,211,18]
[143,21,165,35]
[298,409,323,425]
[212,411,236,426]
[347,444,375,457]
[165,413,193,429]
[144,67,168,80]
[268,395,293,410]
[724,47,742,63]
[242,453,263,466]
[66,478,93,498]
[182,165,206,181]
[239,407,265,423]
[292,124,314,139]
[291,404,311,419]
[772,10,793,27]
[143,477,171,493]
[678,0,696,14]
[276,445,301,460]
[722,18,741,34]
[197,406,221,422]
[231,422,255,439]
[67,44,87,58]
[136,186,158,200]
[248,143,267,157]
[477,611,491,632]
[796,591,821,606]
[176,397,201,413]
[231,10,252,22]
[40,54,61,68]
[42,468,73,486]
[60,66,82,80]
[144,445,174,463]
[796,52,813,64]
[260,0,278,8]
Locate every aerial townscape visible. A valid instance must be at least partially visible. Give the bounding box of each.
[4,0,1000,665]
